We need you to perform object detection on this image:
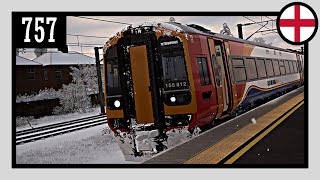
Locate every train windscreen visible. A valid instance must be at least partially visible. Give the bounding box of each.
[161,51,188,89]
[159,37,189,91]
[105,45,122,96]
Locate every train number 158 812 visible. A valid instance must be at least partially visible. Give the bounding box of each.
[165,82,187,88]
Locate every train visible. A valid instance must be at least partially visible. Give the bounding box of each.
[102,21,304,159]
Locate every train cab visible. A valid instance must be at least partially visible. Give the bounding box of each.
[103,23,199,133]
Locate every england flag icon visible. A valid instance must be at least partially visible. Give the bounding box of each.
[277,2,318,45]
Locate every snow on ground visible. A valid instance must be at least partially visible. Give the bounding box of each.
[15,87,304,164]
[16,107,102,131]
[16,124,137,164]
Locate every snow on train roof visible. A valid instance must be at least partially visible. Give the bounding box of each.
[33,51,95,66]
[131,22,183,32]
[16,56,42,66]
[131,21,206,34]
[130,22,301,54]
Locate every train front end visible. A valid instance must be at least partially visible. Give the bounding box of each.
[103,23,197,160]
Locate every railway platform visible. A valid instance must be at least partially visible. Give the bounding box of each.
[142,87,305,165]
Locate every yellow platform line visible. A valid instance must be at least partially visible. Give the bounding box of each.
[184,92,304,164]
[224,100,304,164]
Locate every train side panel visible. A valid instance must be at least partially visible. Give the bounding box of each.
[228,42,302,112]
[186,34,217,128]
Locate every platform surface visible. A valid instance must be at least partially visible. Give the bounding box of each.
[142,87,305,164]
[234,104,305,164]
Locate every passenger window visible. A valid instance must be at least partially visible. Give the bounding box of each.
[272,60,280,76]
[197,57,211,86]
[256,59,267,78]
[244,58,258,80]
[284,60,291,74]
[279,60,286,75]
[232,59,244,66]
[232,58,246,82]
[265,59,274,77]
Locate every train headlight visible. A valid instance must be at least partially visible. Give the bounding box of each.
[114,100,121,108]
[170,96,176,102]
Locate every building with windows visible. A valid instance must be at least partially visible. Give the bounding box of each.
[16,55,43,95]
[15,51,95,95]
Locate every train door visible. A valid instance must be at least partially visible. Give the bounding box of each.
[129,45,154,124]
[223,41,238,112]
[208,38,223,118]
[213,40,230,113]
[117,33,164,130]
[296,54,304,83]
[300,54,304,83]
[208,38,236,118]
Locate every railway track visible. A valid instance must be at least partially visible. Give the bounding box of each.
[16,114,107,145]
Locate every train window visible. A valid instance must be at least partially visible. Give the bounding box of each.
[279,60,286,75]
[289,60,294,74]
[232,59,244,66]
[197,57,211,86]
[162,51,189,89]
[159,37,189,90]
[244,58,258,80]
[211,55,221,86]
[272,60,280,76]
[256,59,267,78]
[284,60,291,74]
[105,45,122,96]
[265,59,274,77]
[232,58,246,82]
[293,61,298,73]
[233,67,246,82]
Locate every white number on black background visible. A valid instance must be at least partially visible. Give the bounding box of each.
[22,17,57,43]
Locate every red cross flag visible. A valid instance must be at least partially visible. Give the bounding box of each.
[277,2,318,45]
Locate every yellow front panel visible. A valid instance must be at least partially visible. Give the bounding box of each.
[129,45,154,124]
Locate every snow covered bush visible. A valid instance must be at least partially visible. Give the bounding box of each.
[69,64,99,95]
[16,88,59,103]
[54,64,98,114]
[16,116,35,128]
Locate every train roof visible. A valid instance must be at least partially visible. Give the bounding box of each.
[164,22,302,54]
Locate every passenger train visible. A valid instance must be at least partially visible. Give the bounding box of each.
[103,22,304,158]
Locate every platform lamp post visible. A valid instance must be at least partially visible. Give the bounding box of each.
[94,47,106,115]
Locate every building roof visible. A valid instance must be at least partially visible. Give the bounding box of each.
[16,56,42,66]
[33,51,95,66]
